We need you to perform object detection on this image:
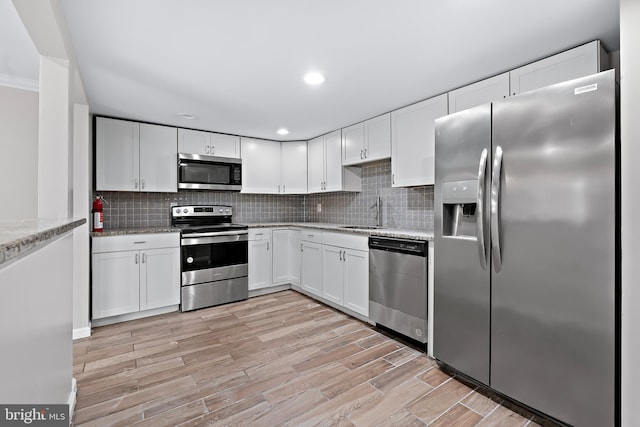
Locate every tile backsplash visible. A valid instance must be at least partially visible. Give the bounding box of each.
[96,160,434,231]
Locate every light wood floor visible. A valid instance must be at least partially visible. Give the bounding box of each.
[73,290,546,426]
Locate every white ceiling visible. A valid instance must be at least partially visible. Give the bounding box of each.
[14,1,622,141]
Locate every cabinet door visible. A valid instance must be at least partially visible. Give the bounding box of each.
[342,122,365,166]
[281,142,308,194]
[301,241,322,297]
[139,123,177,192]
[178,128,210,155]
[249,238,272,290]
[96,117,140,191]
[448,73,510,113]
[272,229,292,284]
[212,133,241,158]
[324,130,343,192]
[140,247,180,311]
[92,251,140,319]
[322,245,344,305]
[365,113,391,162]
[510,41,603,96]
[241,138,281,193]
[391,94,448,187]
[289,230,301,285]
[343,249,369,316]
[307,136,325,193]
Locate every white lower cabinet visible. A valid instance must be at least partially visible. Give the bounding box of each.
[92,233,180,320]
[272,228,301,285]
[343,248,369,316]
[322,245,344,305]
[248,229,272,290]
[300,232,323,297]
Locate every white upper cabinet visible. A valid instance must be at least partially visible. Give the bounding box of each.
[96,117,177,192]
[241,138,282,193]
[308,130,361,193]
[178,128,240,158]
[280,142,308,194]
[448,73,510,114]
[342,114,391,166]
[391,94,448,187]
[242,138,307,194]
[510,40,608,96]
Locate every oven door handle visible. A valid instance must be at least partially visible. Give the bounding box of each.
[181,232,248,245]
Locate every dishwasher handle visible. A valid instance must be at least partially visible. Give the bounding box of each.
[368,237,427,257]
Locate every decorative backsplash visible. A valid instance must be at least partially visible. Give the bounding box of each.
[96,160,434,231]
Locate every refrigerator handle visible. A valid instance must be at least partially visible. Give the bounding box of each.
[491,146,503,272]
[477,148,488,270]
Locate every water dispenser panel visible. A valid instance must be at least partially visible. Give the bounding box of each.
[442,179,480,239]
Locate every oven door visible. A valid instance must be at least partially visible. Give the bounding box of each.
[178,153,242,191]
[181,232,248,285]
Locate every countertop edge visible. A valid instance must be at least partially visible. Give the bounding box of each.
[91,227,181,237]
[0,218,87,266]
[243,222,434,241]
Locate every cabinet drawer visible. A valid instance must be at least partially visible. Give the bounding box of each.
[323,232,368,251]
[92,233,179,253]
[249,228,271,241]
[300,230,322,243]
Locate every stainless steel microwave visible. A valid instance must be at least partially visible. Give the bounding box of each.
[178,153,242,191]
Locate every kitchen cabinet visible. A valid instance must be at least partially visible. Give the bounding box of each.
[96,117,177,192]
[178,128,241,158]
[92,233,180,320]
[448,73,510,113]
[391,94,448,187]
[322,232,369,317]
[242,138,307,194]
[272,228,301,285]
[248,229,272,290]
[342,113,391,166]
[308,130,361,193]
[300,231,323,297]
[510,40,608,96]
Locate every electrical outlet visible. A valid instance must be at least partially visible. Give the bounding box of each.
[317,203,322,213]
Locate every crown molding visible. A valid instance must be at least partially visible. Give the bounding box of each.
[0,73,39,92]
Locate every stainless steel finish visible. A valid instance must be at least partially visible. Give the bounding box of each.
[370,196,382,227]
[490,145,503,272]
[142,253,146,263]
[476,148,488,270]
[172,205,233,218]
[369,237,428,343]
[434,70,617,427]
[178,152,242,165]
[178,182,242,191]
[180,277,248,312]
[182,264,248,286]
[181,232,248,245]
[434,104,492,384]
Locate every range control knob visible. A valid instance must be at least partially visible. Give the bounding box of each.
[219,209,224,213]
[175,208,180,214]
[225,209,230,213]
[183,208,188,213]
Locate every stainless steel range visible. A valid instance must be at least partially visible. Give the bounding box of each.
[171,205,248,311]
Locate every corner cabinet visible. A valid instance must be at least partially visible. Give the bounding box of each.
[92,233,180,320]
[272,228,301,285]
[96,117,177,192]
[308,130,361,193]
[391,94,448,187]
[342,113,391,166]
[178,128,240,158]
[242,139,307,194]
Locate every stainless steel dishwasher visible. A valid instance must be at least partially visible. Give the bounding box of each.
[369,236,428,344]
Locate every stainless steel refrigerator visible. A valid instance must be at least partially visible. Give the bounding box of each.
[434,70,617,427]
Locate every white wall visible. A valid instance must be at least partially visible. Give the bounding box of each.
[620,1,640,426]
[0,85,38,220]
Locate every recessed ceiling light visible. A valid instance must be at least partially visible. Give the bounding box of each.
[303,72,325,85]
[277,128,289,135]
[177,113,197,120]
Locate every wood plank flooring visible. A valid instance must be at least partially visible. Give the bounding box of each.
[73,290,546,426]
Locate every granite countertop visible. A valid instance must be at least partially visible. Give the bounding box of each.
[243,222,434,241]
[90,222,433,241]
[0,218,87,266]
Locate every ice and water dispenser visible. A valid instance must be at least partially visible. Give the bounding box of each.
[441,179,479,239]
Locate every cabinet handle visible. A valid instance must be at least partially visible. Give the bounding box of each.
[133,241,146,244]
[360,149,363,159]
[339,250,343,261]
[142,253,146,263]
[364,148,368,158]
[307,234,314,238]
[135,253,139,264]
[205,145,209,154]
[343,250,347,262]
[267,242,269,251]
[392,174,395,184]
[300,243,303,252]
[134,179,139,189]
[283,185,285,193]
[278,184,281,193]
[211,145,215,155]
[141,179,145,189]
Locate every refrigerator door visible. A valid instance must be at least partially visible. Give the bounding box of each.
[491,70,616,427]
[434,104,492,385]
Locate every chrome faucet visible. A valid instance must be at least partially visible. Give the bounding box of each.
[370,196,382,227]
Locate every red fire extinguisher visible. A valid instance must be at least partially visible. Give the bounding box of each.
[93,196,104,232]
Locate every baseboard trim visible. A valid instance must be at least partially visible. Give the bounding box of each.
[248,284,292,298]
[68,377,77,423]
[91,305,179,327]
[73,326,91,340]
